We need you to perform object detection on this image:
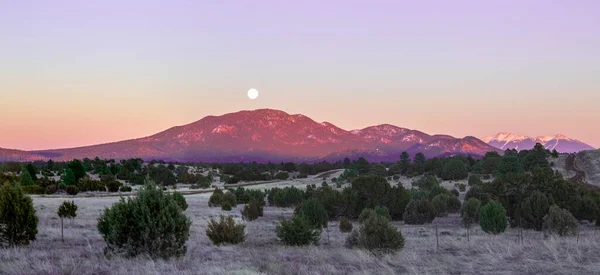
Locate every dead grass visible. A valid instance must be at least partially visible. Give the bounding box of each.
[1,195,600,274]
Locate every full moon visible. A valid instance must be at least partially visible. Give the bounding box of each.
[247,88,259,99]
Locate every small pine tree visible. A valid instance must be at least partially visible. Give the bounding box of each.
[62,168,76,186]
[296,199,328,230]
[461,198,481,228]
[57,201,77,242]
[358,214,405,254]
[339,218,353,233]
[19,169,34,186]
[206,215,245,245]
[276,215,320,246]
[544,205,578,236]
[0,182,38,247]
[479,201,507,235]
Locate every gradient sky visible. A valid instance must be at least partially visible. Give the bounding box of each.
[1,0,599,150]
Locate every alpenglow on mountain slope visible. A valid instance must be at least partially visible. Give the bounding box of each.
[1,109,501,162]
[483,132,595,153]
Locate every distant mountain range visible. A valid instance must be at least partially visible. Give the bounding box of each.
[1,109,504,162]
[483,132,595,153]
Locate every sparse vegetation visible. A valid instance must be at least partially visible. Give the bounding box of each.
[544,205,578,237]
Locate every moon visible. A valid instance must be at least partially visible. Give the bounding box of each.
[247,88,259,100]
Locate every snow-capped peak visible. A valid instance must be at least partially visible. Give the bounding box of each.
[482,132,529,143]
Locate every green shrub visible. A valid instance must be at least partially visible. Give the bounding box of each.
[403,199,436,224]
[97,182,191,259]
[543,205,578,236]
[106,181,122,192]
[66,185,79,196]
[22,185,45,195]
[358,214,404,254]
[45,184,57,194]
[468,175,482,186]
[0,182,38,246]
[276,215,320,246]
[275,172,289,180]
[520,191,550,231]
[209,188,224,207]
[339,218,353,233]
[432,194,448,217]
[172,192,188,211]
[450,189,460,197]
[241,199,263,221]
[206,215,245,245]
[119,186,132,192]
[479,201,507,235]
[57,201,77,242]
[296,199,328,230]
[446,195,462,213]
[458,183,466,192]
[221,201,232,211]
[222,192,237,207]
[461,198,481,228]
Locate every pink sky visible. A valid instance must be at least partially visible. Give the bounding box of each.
[1,0,599,150]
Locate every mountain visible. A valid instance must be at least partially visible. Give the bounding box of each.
[483,132,595,153]
[1,109,501,162]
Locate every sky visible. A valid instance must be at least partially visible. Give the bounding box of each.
[1,0,599,150]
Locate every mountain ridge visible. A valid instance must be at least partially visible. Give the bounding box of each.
[2,108,503,162]
[483,132,595,153]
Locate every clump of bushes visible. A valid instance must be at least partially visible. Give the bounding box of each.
[222,192,237,207]
[119,186,132,192]
[543,205,578,236]
[0,182,38,247]
[206,215,245,245]
[97,182,191,259]
[403,199,436,224]
[446,195,461,213]
[275,172,289,180]
[276,215,321,246]
[479,201,507,235]
[339,218,353,233]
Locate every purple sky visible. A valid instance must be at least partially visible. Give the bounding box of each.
[1,0,599,149]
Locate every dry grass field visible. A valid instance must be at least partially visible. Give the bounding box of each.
[2,191,600,275]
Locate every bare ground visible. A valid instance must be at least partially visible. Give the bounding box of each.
[2,194,600,275]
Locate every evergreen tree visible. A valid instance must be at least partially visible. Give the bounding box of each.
[19,168,34,186]
[62,168,76,186]
[0,182,39,246]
